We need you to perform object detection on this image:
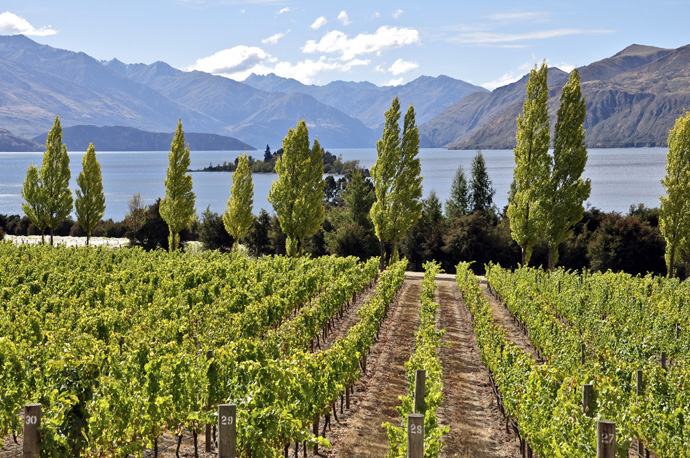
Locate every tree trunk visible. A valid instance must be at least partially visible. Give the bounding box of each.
[521,246,527,266]
[547,244,553,271]
[86,231,91,247]
[379,240,385,271]
[50,227,54,246]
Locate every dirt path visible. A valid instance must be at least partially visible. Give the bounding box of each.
[479,279,539,360]
[435,278,520,458]
[324,276,422,458]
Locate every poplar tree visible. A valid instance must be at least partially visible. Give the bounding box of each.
[545,69,591,269]
[39,115,73,246]
[75,143,106,246]
[470,150,495,213]
[223,152,254,251]
[268,120,325,256]
[370,97,423,269]
[160,119,196,251]
[21,164,48,243]
[507,62,551,265]
[660,111,690,277]
[445,165,470,218]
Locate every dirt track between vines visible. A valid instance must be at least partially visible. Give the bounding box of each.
[315,273,520,458]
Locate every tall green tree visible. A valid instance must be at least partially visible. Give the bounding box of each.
[507,62,551,265]
[267,120,325,256]
[75,143,106,246]
[445,165,470,218]
[38,115,73,245]
[159,119,196,251]
[21,164,48,243]
[470,150,495,214]
[370,97,423,269]
[545,69,591,269]
[223,152,254,251]
[660,111,690,277]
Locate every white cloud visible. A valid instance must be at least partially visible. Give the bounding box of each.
[338,10,350,26]
[0,11,56,36]
[188,45,277,80]
[190,45,370,84]
[262,32,285,45]
[302,26,420,61]
[480,71,521,90]
[384,77,404,86]
[371,12,381,20]
[389,58,418,75]
[393,9,404,19]
[375,65,386,73]
[277,7,290,15]
[311,16,327,30]
[453,28,613,45]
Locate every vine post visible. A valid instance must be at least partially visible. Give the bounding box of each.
[596,421,615,458]
[218,404,236,458]
[23,404,41,458]
[407,413,424,458]
[413,369,426,413]
[582,384,594,417]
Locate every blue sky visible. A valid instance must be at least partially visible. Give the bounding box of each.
[1,1,688,89]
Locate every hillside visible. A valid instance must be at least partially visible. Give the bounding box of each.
[0,128,41,152]
[31,125,255,152]
[243,73,488,128]
[425,44,689,150]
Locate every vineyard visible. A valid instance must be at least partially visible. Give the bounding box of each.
[1,244,689,457]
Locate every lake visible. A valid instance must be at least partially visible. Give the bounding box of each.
[0,147,668,221]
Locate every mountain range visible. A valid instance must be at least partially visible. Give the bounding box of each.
[422,44,690,149]
[1,34,689,151]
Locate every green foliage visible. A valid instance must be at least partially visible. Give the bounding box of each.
[0,245,392,457]
[660,111,690,277]
[75,143,106,245]
[200,207,234,252]
[370,98,423,268]
[23,116,74,245]
[245,209,273,257]
[546,68,591,269]
[401,192,446,271]
[224,152,254,251]
[483,265,690,457]
[325,168,378,259]
[507,62,551,265]
[160,119,197,251]
[21,164,47,241]
[268,120,325,256]
[587,214,666,275]
[469,150,495,214]
[445,164,470,218]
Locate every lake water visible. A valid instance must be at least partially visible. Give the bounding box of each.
[0,148,668,220]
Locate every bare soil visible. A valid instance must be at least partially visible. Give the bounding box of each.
[435,278,520,458]
[479,279,539,360]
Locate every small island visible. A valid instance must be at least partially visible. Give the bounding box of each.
[190,145,364,175]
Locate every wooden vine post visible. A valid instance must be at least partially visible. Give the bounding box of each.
[414,369,426,413]
[596,421,615,458]
[407,413,424,458]
[218,404,236,458]
[582,384,594,417]
[23,404,41,458]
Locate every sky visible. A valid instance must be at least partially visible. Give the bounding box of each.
[1,1,688,90]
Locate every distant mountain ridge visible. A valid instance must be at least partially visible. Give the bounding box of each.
[0,34,485,149]
[421,43,690,149]
[1,35,688,150]
[31,125,255,152]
